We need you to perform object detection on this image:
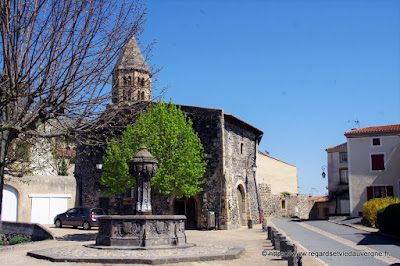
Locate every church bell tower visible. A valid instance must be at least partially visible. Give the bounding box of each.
[112,36,152,103]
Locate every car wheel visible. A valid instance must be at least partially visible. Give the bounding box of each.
[82,221,91,230]
[55,219,62,228]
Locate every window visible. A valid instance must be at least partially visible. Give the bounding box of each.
[339,152,347,162]
[372,138,381,146]
[281,199,286,209]
[339,169,348,184]
[367,185,393,200]
[240,143,244,155]
[371,154,385,170]
[67,208,78,215]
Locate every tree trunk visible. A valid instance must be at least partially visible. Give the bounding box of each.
[0,129,13,233]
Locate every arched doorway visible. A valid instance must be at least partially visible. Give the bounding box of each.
[237,185,245,226]
[2,185,18,221]
[174,197,198,229]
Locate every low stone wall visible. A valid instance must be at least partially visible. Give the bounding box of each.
[1,221,54,243]
[259,184,309,219]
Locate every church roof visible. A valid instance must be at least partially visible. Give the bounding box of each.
[114,36,150,73]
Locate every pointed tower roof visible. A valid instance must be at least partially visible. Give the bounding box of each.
[114,36,150,73]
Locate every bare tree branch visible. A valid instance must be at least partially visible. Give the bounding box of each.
[0,0,156,230]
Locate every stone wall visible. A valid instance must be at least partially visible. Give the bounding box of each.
[75,145,104,208]
[223,115,261,229]
[259,183,309,219]
[179,105,225,229]
[76,104,264,230]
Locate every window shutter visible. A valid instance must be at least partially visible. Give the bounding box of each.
[367,186,373,200]
[371,154,385,170]
[387,186,393,197]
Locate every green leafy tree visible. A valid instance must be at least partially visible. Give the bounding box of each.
[101,101,207,198]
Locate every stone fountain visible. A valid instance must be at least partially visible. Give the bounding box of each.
[95,146,191,249]
[27,146,244,263]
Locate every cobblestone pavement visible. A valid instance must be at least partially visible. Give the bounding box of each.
[0,223,315,266]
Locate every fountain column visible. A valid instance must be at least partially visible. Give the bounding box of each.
[129,146,158,215]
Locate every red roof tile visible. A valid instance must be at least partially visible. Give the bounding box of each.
[308,196,328,202]
[345,124,400,137]
[325,142,347,152]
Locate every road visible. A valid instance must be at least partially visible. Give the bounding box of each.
[271,218,400,266]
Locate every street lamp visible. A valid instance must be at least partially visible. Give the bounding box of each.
[252,163,257,175]
[251,160,266,231]
[321,165,327,178]
[96,163,103,170]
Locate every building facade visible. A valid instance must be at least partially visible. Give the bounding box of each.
[2,121,78,224]
[345,124,400,217]
[256,151,298,195]
[255,151,308,219]
[325,142,350,215]
[75,105,264,230]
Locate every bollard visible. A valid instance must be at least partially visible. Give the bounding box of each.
[280,239,289,260]
[267,226,272,240]
[262,220,268,232]
[297,253,302,266]
[272,229,278,248]
[287,244,298,266]
[282,241,295,263]
[279,236,287,252]
[275,233,282,251]
[247,220,253,229]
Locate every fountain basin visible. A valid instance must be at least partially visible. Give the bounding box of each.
[95,215,188,248]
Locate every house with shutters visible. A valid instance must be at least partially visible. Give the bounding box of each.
[345,124,400,217]
[325,142,350,215]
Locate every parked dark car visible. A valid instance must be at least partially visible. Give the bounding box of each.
[54,207,105,230]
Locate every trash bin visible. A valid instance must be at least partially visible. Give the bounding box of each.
[248,219,253,229]
[207,211,215,229]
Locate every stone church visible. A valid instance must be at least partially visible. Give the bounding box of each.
[74,36,266,230]
[2,36,307,226]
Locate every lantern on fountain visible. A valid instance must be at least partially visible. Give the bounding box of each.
[129,146,158,215]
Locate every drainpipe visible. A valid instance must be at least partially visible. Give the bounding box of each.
[73,172,83,206]
[253,134,266,231]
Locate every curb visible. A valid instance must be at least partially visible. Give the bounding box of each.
[268,218,328,266]
[27,245,244,264]
[327,219,400,242]
[327,219,378,233]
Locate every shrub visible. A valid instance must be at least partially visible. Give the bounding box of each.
[377,203,400,236]
[0,239,4,246]
[363,197,400,227]
[9,235,24,245]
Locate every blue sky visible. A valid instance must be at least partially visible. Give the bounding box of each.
[138,0,400,196]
